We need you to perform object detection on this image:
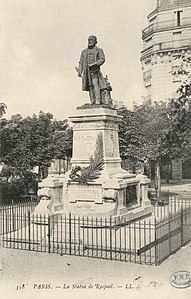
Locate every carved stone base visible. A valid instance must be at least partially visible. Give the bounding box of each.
[36,176,64,213]
[34,199,52,215]
[36,106,153,221]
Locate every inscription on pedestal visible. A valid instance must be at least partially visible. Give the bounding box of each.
[73,132,97,158]
[73,121,118,130]
[67,185,103,203]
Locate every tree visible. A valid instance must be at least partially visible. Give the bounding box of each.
[118,102,171,198]
[1,112,72,177]
[52,120,73,170]
[133,100,170,198]
[0,103,7,118]
[118,107,144,172]
[0,111,73,202]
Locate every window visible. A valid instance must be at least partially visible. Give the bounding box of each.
[177,11,181,26]
[175,10,183,26]
[173,31,182,47]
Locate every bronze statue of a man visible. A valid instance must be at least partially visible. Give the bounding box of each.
[76,35,107,105]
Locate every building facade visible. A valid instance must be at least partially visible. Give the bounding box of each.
[141,0,191,102]
[141,0,191,180]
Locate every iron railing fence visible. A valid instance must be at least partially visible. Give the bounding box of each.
[0,198,39,234]
[0,212,157,265]
[0,197,191,266]
[153,197,191,219]
[155,206,191,265]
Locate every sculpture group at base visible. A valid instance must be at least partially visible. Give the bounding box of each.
[75,35,113,107]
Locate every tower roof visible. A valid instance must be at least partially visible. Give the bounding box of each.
[149,0,191,18]
[159,0,191,11]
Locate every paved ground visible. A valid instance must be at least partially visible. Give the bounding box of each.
[161,181,191,201]
[0,243,190,299]
[162,182,191,193]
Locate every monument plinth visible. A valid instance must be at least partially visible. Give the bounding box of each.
[60,104,152,219]
[70,105,129,180]
[36,105,152,220]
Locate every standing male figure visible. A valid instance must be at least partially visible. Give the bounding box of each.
[76,35,106,104]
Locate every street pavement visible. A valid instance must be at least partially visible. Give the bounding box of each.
[162,182,191,193]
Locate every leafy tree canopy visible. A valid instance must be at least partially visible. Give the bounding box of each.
[0,111,73,201]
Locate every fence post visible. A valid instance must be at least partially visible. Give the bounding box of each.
[69,212,72,255]
[12,204,15,232]
[9,207,12,248]
[154,217,158,266]
[2,204,5,236]
[109,216,112,260]
[48,216,51,253]
[168,212,171,255]
[28,210,31,251]
[181,206,184,246]
[1,205,4,247]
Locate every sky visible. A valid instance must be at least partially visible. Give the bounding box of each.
[0,0,156,120]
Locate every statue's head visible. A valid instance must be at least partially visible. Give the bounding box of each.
[88,35,97,48]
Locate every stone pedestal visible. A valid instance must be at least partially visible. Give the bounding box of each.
[64,105,153,219]
[35,176,63,214]
[70,105,126,180]
[137,174,151,207]
[37,105,153,220]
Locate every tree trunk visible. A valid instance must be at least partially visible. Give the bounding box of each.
[155,159,161,200]
[166,164,170,184]
[38,165,42,182]
[133,162,136,174]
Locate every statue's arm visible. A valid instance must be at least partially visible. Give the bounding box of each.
[96,48,105,66]
[76,51,84,77]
